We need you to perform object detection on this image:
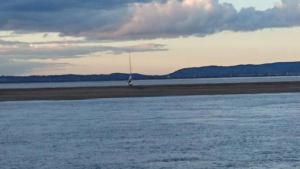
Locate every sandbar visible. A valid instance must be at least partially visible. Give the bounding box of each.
[0,82,300,102]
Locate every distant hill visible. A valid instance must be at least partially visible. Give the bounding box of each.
[169,62,300,78]
[1,61,300,83]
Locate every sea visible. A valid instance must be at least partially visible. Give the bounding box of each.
[1,76,300,89]
[1,93,300,168]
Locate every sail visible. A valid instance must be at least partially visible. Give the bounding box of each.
[128,75,133,86]
[127,53,133,86]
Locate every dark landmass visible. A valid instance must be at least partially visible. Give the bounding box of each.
[1,61,300,83]
[1,82,300,102]
[169,61,300,78]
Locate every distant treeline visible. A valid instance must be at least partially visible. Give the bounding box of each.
[0,74,166,83]
[1,61,300,83]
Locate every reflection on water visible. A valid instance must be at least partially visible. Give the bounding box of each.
[1,93,300,168]
[0,76,300,89]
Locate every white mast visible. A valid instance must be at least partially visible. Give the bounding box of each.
[129,52,132,75]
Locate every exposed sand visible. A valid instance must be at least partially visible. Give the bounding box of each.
[1,82,300,102]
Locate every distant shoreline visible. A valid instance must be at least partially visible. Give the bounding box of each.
[1,82,300,102]
[1,61,300,84]
[0,75,300,84]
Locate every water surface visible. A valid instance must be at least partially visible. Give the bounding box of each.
[1,93,300,168]
[1,76,300,89]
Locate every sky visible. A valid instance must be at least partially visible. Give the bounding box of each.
[1,0,300,76]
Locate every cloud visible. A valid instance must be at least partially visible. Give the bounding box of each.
[112,43,168,54]
[0,58,69,75]
[0,38,167,75]
[1,0,300,40]
[0,39,168,60]
[0,0,155,12]
[0,39,24,45]
[94,0,300,39]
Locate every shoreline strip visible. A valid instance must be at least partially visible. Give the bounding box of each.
[0,82,300,102]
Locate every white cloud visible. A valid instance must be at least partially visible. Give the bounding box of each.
[83,0,300,39]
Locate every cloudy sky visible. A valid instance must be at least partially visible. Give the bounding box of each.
[1,0,300,75]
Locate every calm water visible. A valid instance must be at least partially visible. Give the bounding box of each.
[1,93,300,168]
[1,76,300,89]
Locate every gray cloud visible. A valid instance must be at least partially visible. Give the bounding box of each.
[0,39,167,75]
[0,39,168,60]
[0,39,24,45]
[0,58,70,75]
[0,0,156,12]
[0,0,300,40]
[0,0,157,36]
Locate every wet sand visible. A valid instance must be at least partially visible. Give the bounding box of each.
[1,82,300,102]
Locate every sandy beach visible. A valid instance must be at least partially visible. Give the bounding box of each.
[0,82,299,102]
